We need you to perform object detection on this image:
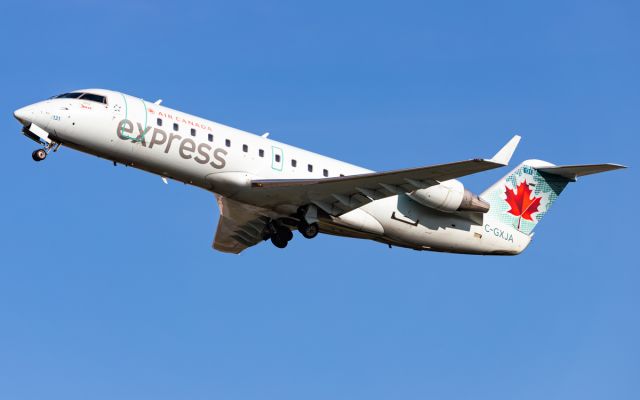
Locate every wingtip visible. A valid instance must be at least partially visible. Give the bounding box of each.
[609,163,627,170]
[490,135,521,165]
[587,163,627,171]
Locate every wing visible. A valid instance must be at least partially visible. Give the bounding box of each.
[249,136,521,216]
[212,195,270,254]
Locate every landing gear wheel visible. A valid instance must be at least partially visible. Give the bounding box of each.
[271,235,288,249]
[298,222,319,239]
[280,227,293,242]
[32,149,47,162]
[269,224,293,249]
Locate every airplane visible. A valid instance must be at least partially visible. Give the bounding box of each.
[13,89,625,255]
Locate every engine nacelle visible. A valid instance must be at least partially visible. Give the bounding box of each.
[408,179,490,213]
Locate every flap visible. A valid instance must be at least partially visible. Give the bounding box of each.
[212,195,270,254]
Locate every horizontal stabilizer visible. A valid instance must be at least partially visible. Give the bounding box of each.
[537,163,626,180]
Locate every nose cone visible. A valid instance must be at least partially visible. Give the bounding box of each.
[13,105,33,125]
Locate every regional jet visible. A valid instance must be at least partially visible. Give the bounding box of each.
[13,89,625,254]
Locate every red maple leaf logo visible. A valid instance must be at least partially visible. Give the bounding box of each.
[505,180,542,229]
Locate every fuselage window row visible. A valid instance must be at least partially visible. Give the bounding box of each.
[51,95,343,180]
[146,118,334,177]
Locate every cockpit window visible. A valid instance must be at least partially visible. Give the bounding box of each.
[56,92,83,99]
[79,93,107,104]
[51,92,107,104]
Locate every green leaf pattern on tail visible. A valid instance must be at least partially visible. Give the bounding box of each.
[484,165,570,234]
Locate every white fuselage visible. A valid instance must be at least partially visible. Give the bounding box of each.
[15,89,530,255]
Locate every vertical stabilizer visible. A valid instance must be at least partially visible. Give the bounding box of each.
[481,159,625,235]
[481,160,571,235]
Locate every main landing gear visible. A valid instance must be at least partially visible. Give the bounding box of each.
[298,220,319,239]
[297,204,319,240]
[267,221,294,249]
[264,206,321,249]
[264,219,320,249]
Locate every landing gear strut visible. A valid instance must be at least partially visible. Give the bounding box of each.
[32,149,47,162]
[30,141,60,162]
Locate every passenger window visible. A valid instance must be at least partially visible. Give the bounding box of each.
[259,149,264,157]
[275,154,281,162]
[191,128,196,137]
[208,134,213,142]
[173,123,179,131]
[291,159,297,167]
[225,139,231,147]
[242,144,248,152]
[323,169,329,177]
[157,118,163,127]
[308,164,313,172]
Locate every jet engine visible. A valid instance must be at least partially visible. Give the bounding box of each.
[407,179,490,213]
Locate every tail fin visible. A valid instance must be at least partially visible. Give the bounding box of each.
[481,160,625,235]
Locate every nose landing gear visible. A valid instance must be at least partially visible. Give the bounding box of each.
[32,149,47,161]
[30,142,60,162]
[22,123,60,162]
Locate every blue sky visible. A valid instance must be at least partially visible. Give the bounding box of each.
[0,1,638,399]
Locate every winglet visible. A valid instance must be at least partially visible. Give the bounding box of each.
[490,135,521,165]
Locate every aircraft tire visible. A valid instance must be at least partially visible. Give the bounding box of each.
[299,222,319,239]
[271,235,288,249]
[32,149,47,162]
[278,226,293,242]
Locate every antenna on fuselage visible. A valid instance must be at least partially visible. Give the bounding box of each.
[154,99,163,105]
[261,132,270,138]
